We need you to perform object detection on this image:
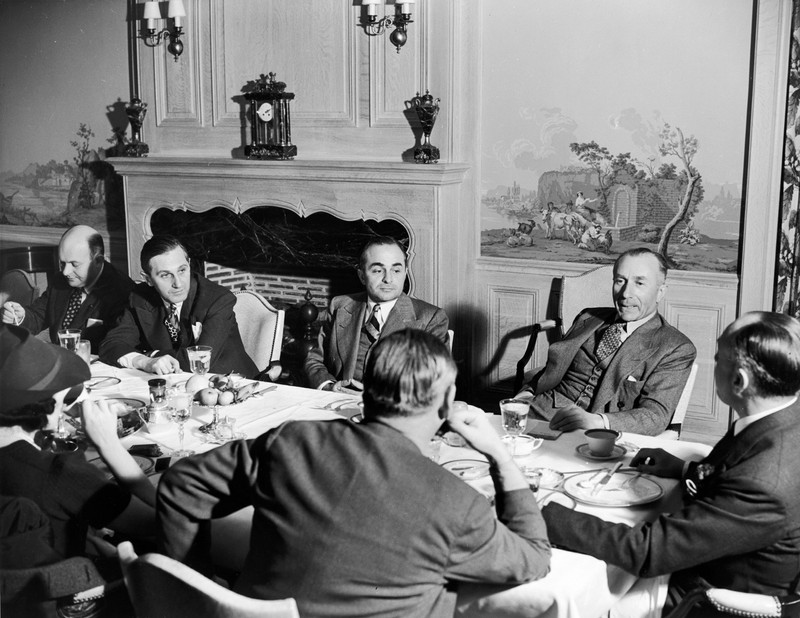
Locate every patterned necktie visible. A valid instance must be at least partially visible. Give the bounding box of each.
[364,304,381,343]
[165,303,180,343]
[596,322,624,361]
[61,288,84,329]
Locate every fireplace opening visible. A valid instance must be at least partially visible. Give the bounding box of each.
[150,206,411,383]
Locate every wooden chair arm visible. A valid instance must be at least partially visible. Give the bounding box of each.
[513,319,558,394]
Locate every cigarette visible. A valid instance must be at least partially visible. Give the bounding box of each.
[643,456,653,465]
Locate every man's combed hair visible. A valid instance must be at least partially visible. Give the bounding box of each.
[363,329,456,418]
[358,236,407,270]
[614,247,668,279]
[140,235,189,275]
[731,312,800,397]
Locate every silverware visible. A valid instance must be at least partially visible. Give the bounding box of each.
[86,377,116,389]
[251,384,277,397]
[591,461,624,495]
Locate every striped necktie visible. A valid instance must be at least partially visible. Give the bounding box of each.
[61,288,84,329]
[596,322,624,360]
[165,303,180,342]
[364,304,381,343]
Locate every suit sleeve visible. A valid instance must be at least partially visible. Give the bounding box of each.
[424,306,449,343]
[157,435,264,575]
[446,487,550,584]
[303,300,337,388]
[98,301,146,365]
[605,337,696,436]
[542,470,789,578]
[20,288,51,335]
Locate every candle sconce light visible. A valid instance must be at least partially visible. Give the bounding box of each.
[141,0,186,60]
[360,0,415,53]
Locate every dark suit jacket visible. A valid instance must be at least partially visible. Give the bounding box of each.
[543,400,800,608]
[99,273,257,378]
[304,292,449,388]
[20,261,133,353]
[158,419,551,618]
[527,308,696,435]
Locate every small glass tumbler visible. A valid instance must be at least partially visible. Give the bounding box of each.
[148,378,167,407]
[75,340,91,366]
[427,436,444,463]
[444,401,468,447]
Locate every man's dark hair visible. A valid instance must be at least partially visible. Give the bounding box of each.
[87,232,105,260]
[358,236,407,271]
[140,235,189,275]
[363,329,456,419]
[728,312,800,397]
[614,247,668,280]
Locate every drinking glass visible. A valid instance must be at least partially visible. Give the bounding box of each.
[186,345,212,375]
[57,329,81,352]
[168,392,195,458]
[500,398,530,457]
[75,340,92,366]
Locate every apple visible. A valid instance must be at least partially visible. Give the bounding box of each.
[186,373,210,396]
[217,390,234,406]
[197,388,219,406]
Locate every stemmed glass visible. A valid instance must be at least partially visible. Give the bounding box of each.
[168,391,195,458]
[500,398,530,457]
[188,345,218,434]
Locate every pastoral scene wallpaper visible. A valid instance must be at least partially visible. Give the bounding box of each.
[480,0,753,272]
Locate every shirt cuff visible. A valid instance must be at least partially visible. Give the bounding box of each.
[118,352,149,368]
[597,413,610,429]
[318,380,334,391]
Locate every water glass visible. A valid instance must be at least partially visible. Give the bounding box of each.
[187,345,212,375]
[148,378,167,406]
[444,401,468,447]
[500,398,530,454]
[427,436,444,463]
[169,393,194,458]
[75,340,91,366]
[57,329,81,352]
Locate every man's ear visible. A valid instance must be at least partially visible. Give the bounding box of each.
[733,367,749,396]
[356,267,366,286]
[438,383,457,420]
[142,271,153,287]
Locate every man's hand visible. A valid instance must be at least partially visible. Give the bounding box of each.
[631,448,686,479]
[136,354,182,375]
[549,404,604,432]
[2,301,25,325]
[327,379,363,395]
[448,405,509,464]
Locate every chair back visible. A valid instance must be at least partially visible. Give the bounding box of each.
[446,329,454,354]
[233,290,285,374]
[658,362,698,440]
[118,542,300,618]
[558,265,614,335]
[0,269,42,306]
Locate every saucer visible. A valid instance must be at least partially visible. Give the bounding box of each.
[575,443,627,461]
[443,459,491,480]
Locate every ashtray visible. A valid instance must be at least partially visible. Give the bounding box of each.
[501,434,544,458]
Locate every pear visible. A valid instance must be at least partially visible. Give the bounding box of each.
[185,373,211,396]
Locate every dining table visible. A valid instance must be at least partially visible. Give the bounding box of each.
[85,360,712,618]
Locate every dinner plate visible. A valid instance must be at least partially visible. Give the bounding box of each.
[562,470,663,507]
[575,443,627,461]
[109,398,148,438]
[442,459,491,481]
[86,376,121,389]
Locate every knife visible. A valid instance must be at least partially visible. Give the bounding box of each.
[591,461,624,495]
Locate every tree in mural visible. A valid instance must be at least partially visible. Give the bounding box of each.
[69,123,96,211]
[656,124,702,261]
[569,141,612,217]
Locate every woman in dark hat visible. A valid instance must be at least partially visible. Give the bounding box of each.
[0,324,155,559]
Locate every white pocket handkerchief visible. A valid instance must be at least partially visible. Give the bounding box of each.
[86,318,103,327]
[626,375,638,382]
[192,322,203,339]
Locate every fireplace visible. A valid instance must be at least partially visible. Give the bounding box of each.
[111,158,470,312]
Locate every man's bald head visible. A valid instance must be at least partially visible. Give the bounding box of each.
[58,225,104,289]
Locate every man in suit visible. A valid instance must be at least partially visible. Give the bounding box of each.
[304,236,448,392]
[99,235,256,378]
[542,312,800,616]
[515,247,696,435]
[1,225,133,353]
[158,329,551,618]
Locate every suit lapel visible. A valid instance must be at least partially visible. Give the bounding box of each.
[337,297,366,382]
[381,294,417,336]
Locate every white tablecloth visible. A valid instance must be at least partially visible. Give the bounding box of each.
[88,362,711,618]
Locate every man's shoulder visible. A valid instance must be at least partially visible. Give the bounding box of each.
[96,262,135,295]
[330,293,366,310]
[403,294,444,314]
[649,314,695,349]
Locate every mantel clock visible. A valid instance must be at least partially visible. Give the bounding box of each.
[245,73,297,160]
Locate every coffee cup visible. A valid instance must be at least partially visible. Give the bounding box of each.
[584,428,621,457]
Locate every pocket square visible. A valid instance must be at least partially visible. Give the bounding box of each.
[626,375,638,382]
[86,318,103,327]
[192,322,203,339]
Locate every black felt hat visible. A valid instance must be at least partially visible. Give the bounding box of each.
[0,325,90,414]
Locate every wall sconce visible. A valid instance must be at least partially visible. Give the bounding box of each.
[361,0,415,53]
[142,0,186,60]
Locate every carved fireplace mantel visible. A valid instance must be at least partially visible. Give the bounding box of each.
[111,157,470,309]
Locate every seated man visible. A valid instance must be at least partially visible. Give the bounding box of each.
[100,235,257,377]
[159,329,551,618]
[542,311,800,615]
[1,225,133,353]
[515,247,696,435]
[304,236,449,393]
[0,324,155,559]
